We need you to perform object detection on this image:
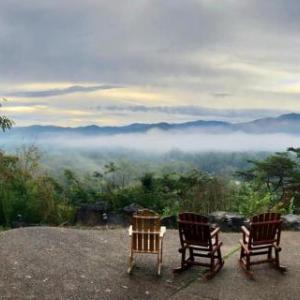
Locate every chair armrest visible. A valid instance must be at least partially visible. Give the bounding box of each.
[128,225,132,236]
[241,226,250,237]
[210,227,220,238]
[160,226,166,238]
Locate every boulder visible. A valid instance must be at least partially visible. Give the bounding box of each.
[107,213,128,226]
[208,211,227,223]
[282,214,300,230]
[208,211,246,232]
[75,201,109,226]
[224,213,246,232]
[122,203,143,225]
[161,215,177,229]
[123,203,143,214]
[11,214,27,228]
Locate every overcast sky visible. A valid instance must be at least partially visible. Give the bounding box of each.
[1,0,300,126]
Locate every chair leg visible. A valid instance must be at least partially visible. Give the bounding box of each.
[239,250,254,279]
[239,246,251,273]
[157,251,162,275]
[205,253,215,280]
[160,240,163,263]
[240,247,245,260]
[211,253,215,271]
[189,248,194,262]
[157,240,163,275]
[246,255,250,271]
[206,248,224,280]
[218,248,224,267]
[268,246,272,260]
[274,249,287,273]
[173,247,192,273]
[127,251,134,274]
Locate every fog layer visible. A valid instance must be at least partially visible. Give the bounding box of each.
[2,129,300,153]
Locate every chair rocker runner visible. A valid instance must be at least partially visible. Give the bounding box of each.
[239,212,287,277]
[174,213,224,279]
[128,209,166,275]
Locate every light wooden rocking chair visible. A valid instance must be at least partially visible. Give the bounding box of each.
[128,209,166,275]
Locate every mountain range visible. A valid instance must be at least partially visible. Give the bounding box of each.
[4,113,300,137]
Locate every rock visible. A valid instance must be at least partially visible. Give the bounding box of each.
[107,213,128,226]
[208,211,245,232]
[224,213,246,232]
[87,201,109,212]
[161,215,177,229]
[282,214,300,230]
[75,201,109,226]
[122,203,143,225]
[123,203,143,214]
[208,211,227,223]
[11,214,27,228]
[11,221,27,229]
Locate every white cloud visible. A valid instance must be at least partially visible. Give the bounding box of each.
[1,0,300,125]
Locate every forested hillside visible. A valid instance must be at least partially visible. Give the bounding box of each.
[1,109,300,228]
[1,145,299,227]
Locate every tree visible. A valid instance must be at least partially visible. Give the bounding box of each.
[0,98,14,131]
[237,151,300,211]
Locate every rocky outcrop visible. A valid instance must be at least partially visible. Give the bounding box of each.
[123,203,143,214]
[209,211,246,232]
[208,212,300,231]
[161,215,178,229]
[106,213,128,226]
[75,201,109,226]
[120,203,144,225]
[75,204,300,231]
[282,214,300,230]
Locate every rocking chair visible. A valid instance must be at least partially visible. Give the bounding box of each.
[128,209,166,275]
[239,212,287,277]
[174,213,224,279]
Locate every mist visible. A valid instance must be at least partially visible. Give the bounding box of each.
[2,128,300,153]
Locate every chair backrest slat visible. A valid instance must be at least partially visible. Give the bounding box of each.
[178,213,211,247]
[249,212,282,246]
[132,209,160,252]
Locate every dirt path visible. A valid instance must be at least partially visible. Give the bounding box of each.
[0,227,299,299]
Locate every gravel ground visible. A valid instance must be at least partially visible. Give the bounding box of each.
[0,227,299,300]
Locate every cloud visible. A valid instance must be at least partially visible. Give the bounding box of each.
[92,105,288,122]
[3,85,118,98]
[212,92,230,98]
[1,0,300,125]
[0,0,299,86]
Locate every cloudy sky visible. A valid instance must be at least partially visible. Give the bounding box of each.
[1,0,300,127]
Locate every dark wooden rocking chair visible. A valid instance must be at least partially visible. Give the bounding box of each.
[173,213,224,279]
[239,212,287,277]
